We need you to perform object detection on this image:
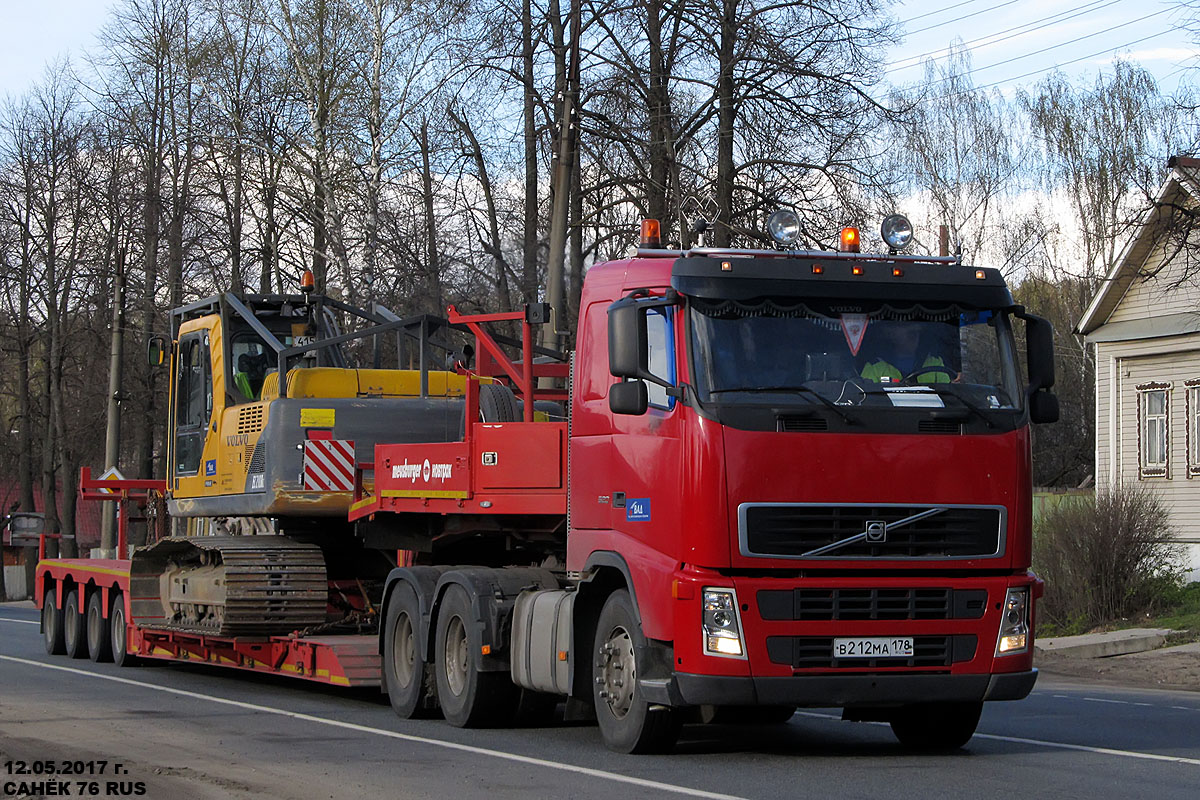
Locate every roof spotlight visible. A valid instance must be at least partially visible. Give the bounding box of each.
[767,209,801,247]
[881,214,914,252]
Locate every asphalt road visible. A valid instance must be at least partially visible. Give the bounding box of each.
[2,602,1198,800]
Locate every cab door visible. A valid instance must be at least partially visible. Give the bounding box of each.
[171,328,215,496]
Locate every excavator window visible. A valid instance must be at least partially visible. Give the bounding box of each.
[231,335,272,402]
[175,332,212,475]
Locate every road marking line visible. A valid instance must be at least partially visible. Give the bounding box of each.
[1047,693,1198,713]
[0,618,39,625]
[0,655,746,800]
[794,711,1200,766]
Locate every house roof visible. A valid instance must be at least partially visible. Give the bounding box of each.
[1077,156,1200,337]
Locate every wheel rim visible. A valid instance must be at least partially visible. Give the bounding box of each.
[87,603,102,649]
[64,597,78,642]
[112,604,125,655]
[444,614,469,697]
[599,624,636,720]
[391,611,416,688]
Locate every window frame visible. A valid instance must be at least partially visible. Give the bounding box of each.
[1186,379,1200,478]
[1136,381,1171,480]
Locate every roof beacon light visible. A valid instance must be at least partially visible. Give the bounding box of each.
[767,209,801,246]
[300,269,316,294]
[881,214,914,251]
[640,218,662,249]
[839,226,861,253]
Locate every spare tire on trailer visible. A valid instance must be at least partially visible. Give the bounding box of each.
[477,383,519,423]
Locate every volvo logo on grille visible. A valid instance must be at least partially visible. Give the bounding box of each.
[865,520,887,543]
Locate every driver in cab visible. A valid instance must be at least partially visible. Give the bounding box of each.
[860,321,957,384]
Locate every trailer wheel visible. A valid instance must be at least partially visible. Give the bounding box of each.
[592,590,681,754]
[63,589,88,660]
[889,702,982,750]
[85,592,113,663]
[434,584,517,727]
[42,587,65,656]
[110,591,137,667]
[383,583,438,718]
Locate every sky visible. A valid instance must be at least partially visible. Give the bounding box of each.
[0,0,1195,99]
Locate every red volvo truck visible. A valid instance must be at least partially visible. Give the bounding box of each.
[37,213,1057,754]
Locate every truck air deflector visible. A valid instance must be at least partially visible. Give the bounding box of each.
[670,256,1016,308]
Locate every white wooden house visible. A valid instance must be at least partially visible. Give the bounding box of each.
[1077,156,1200,581]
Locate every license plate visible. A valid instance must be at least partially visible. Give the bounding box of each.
[833,637,914,658]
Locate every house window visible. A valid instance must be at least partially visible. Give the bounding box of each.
[1187,380,1200,477]
[1137,382,1170,479]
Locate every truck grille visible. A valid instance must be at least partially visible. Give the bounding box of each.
[739,503,1004,560]
[757,588,987,621]
[765,634,978,669]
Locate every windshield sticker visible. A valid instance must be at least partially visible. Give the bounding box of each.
[840,314,869,355]
[884,387,945,408]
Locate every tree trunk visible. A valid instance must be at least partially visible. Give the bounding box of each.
[521,0,538,303]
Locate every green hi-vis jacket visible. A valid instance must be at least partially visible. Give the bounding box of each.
[861,355,951,384]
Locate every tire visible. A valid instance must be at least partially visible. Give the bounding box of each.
[478,383,519,423]
[383,583,438,718]
[86,591,113,663]
[63,589,88,660]
[110,591,137,667]
[592,590,681,754]
[434,584,517,727]
[889,702,982,750]
[700,705,796,725]
[42,588,65,656]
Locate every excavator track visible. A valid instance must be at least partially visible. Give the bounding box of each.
[130,536,328,637]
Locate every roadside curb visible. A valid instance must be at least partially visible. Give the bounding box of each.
[1035,628,1174,659]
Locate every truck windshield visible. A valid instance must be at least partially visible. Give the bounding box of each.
[688,298,1023,413]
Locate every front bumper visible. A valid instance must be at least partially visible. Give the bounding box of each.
[640,668,1037,707]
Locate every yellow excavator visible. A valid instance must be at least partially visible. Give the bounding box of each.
[131,281,526,636]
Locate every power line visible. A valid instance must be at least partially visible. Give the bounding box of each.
[905,0,1024,38]
[918,7,1176,87]
[888,0,1121,70]
[898,0,990,26]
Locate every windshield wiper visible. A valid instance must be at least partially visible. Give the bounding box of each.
[708,385,856,425]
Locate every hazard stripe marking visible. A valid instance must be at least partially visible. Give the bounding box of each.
[303,440,355,492]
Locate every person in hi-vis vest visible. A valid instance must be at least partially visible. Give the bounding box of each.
[860,321,957,384]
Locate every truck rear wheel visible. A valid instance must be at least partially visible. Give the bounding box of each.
[384,583,438,718]
[86,592,113,663]
[592,590,681,754]
[63,589,88,660]
[42,588,65,655]
[889,701,982,750]
[434,584,517,727]
[110,591,137,667]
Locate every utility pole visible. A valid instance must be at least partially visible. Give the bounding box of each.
[101,263,125,555]
[541,0,581,353]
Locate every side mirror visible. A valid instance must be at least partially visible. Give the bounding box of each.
[1029,390,1059,425]
[609,380,648,416]
[608,301,647,379]
[147,335,168,367]
[1023,314,1055,391]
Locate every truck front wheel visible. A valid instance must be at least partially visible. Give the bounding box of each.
[592,589,681,754]
[889,701,982,750]
[384,583,438,718]
[434,584,517,727]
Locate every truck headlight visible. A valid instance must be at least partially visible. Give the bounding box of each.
[703,588,747,658]
[995,587,1030,655]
